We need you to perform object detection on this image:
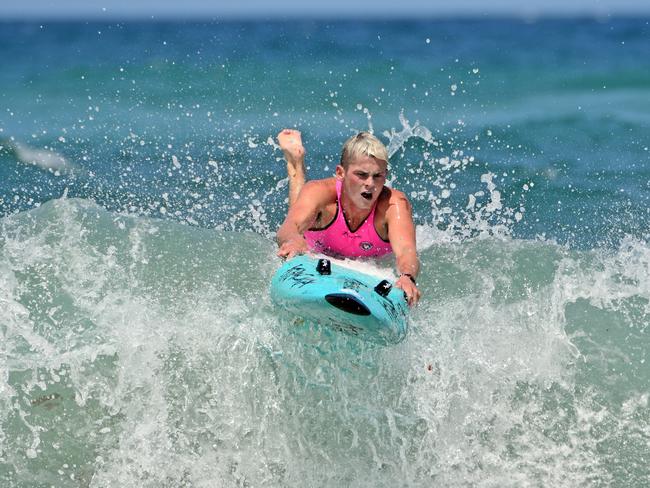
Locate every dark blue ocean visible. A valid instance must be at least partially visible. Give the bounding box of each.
[1,18,649,487]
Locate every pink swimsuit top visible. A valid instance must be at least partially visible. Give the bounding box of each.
[304,179,393,258]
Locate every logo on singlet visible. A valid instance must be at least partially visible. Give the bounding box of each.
[360,241,374,251]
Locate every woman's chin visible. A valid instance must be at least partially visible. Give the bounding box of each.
[355,197,374,209]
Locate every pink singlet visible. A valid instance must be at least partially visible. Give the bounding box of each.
[304,179,393,258]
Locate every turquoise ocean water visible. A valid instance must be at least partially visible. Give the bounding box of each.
[1,18,649,486]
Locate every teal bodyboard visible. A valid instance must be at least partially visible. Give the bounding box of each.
[270,255,408,345]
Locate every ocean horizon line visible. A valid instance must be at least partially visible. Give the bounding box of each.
[1,12,649,23]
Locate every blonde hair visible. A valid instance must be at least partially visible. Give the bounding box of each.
[340,132,389,168]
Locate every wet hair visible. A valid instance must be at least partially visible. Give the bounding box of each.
[340,132,389,169]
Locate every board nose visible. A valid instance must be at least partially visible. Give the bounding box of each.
[325,293,371,316]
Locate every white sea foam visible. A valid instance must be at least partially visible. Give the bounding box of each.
[316,253,396,280]
[2,198,648,486]
[13,141,74,175]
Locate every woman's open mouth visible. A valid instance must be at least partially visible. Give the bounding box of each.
[361,191,373,201]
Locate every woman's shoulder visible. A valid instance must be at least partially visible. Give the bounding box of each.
[378,186,411,208]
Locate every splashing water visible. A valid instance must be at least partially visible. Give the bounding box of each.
[2,197,649,486]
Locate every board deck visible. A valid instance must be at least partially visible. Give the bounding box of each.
[270,255,408,345]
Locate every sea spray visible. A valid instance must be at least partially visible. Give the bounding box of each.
[2,198,649,486]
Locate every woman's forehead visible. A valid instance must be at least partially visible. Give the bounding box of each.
[346,155,388,172]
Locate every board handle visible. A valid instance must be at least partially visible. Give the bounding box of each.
[374,280,392,297]
[316,258,331,275]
